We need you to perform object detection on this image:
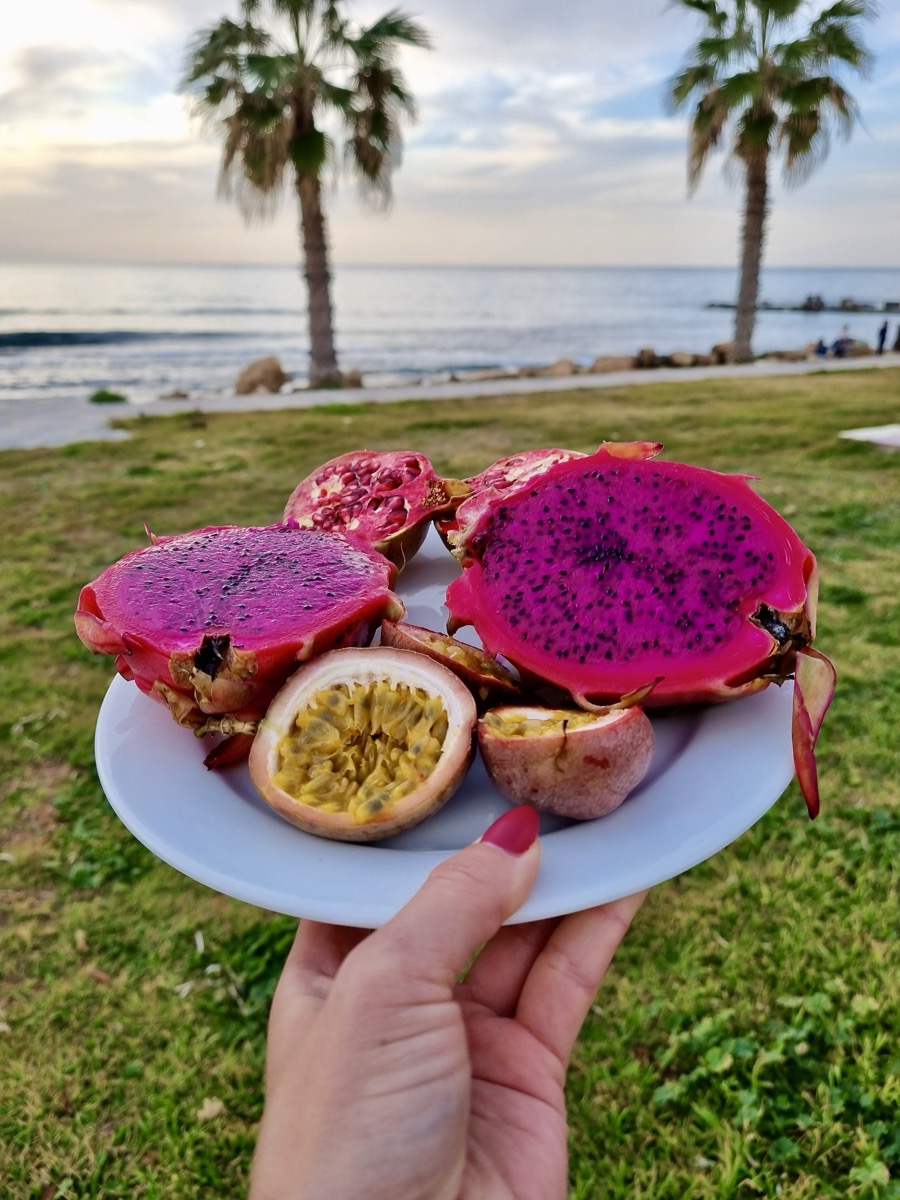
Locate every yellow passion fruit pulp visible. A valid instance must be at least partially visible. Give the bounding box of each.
[249,647,477,842]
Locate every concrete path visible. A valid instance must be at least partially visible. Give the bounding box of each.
[1,352,898,453]
[838,423,900,449]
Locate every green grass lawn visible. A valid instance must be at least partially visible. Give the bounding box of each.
[1,369,898,1199]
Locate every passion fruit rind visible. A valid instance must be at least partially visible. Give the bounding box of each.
[478,703,654,821]
[249,647,477,842]
[380,619,519,705]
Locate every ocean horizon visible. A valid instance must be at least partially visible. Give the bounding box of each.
[2,262,899,407]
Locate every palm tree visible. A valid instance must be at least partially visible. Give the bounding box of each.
[668,0,874,361]
[183,1,431,387]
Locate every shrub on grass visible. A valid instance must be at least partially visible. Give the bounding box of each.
[89,388,128,404]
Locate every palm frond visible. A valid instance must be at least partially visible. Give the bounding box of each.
[687,89,729,189]
[672,0,730,31]
[779,113,828,185]
[753,0,806,24]
[288,127,332,180]
[773,34,822,75]
[318,80,357,115]
[346,135,394,210]
[778,73,848,119]
[218,98,292,222]
[197,74,241,110]
[717,69,763,107]
[354,62,415,119]
[810,1,877,29]
[182,19,267,88]
[694,26,754,68]
[244,52,298,91]
[669,61,719,110]
[734,102,778,167]
[816,77,857,137]
[345,61,414,209]
[354,9,433,57]
[269,0,329,24]
[809,21,873,73]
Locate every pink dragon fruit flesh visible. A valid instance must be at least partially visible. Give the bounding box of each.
[75,524,404,747]
[446,441,836,817]
[435,446,588,548]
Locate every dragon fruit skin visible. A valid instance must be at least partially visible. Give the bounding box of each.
[75,524,404,728]
[445,444,835,816]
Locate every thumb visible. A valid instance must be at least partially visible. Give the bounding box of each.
[364,806,542,990]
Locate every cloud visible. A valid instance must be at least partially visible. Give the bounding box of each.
[0,39,193,155]
[383,0,682,68]
[0,44,170,123]
[0,0,898,266]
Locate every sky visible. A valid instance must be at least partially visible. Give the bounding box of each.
[1,0,898,267]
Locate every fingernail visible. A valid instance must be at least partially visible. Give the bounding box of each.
[480,806,540,856]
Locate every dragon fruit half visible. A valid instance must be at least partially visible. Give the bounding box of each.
[445,442,836,817]
[75,524,404,742]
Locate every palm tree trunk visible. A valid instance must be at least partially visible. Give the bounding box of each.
[732,159,769,363]
[296,173,342,388]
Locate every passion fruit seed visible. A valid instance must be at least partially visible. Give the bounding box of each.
[434,637,507,678]
[273,681,449,825]
[480,709,599,737]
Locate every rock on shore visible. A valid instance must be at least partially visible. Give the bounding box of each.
[235,356,290,394]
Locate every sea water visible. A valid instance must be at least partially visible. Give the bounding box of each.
[1,262,898,407]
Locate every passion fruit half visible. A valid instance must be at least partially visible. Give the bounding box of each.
[249,646,477,842]
[478,704,654,820]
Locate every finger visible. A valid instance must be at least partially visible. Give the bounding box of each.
[285,920,372,989]
[355,806,542,994]
[268,920,371,1053]
[515,890,647,1065]
[458,918,560,1016]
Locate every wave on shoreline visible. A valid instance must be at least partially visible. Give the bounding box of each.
[0,330,232,350]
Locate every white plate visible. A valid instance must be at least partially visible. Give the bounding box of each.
[95,525,797,927]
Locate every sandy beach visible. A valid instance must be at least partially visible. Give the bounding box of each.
[3,352,898,453]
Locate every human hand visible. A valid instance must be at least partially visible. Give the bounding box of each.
[250,806,646,1200]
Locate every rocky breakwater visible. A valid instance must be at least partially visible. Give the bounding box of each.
[707,293,899,314]
[458,342,731,382]
[455,335,880,382]
[218,338,882,404]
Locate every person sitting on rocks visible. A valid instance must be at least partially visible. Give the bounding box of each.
[832,326,851,358]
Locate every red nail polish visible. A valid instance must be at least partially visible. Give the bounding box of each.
[480,806,540,855]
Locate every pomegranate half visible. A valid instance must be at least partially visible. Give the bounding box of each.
[249,647,477,842]
[283,449,470,568]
